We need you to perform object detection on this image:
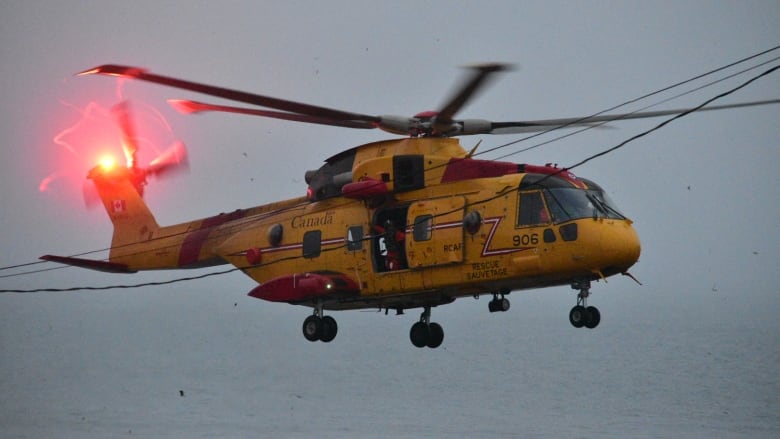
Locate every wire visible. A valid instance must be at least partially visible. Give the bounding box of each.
[0,267,239,293]
[491,55,780,162]
[371,46,780,188]
[476,44,780,159]
[0,260,49,271]
[529,63,780,188]
[0,198,315,278]
[3,49,778,291]
[5,47,776,278]
[0,265,70,279]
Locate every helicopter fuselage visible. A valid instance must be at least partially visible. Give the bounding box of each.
[169,137,641,311]
[44,133,641,346]
[42,60,778,347]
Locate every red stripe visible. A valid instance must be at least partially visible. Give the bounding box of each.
[178,210,247,267]
[233,237,346,258]
[441,158,519,183]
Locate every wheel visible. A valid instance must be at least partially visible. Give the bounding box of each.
[302,315,323,342]
[569,305,586,328]
[489,298,510,313]
[409,321,430,348]
[320,315,338,342]
[427,322,444,348]
[584,306,601,329]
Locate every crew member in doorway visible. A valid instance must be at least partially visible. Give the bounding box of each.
[374,219,406,270]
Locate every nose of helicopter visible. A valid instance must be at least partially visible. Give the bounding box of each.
[597,220,641,274]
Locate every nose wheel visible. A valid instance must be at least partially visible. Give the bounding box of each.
[409,306,444,348]
[569,280,601,329]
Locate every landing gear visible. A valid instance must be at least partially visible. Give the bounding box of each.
[569,279,601,329]
[302,303,338,342]
[409,306,444,348]
[488,292,510,313]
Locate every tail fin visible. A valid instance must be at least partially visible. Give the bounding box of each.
[88,164,160,260]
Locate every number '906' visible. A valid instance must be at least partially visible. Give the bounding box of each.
[513,234,539,246]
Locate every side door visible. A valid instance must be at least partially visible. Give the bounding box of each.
[513,190,553,274]
[405,196,466,269]
[367,205,425,295]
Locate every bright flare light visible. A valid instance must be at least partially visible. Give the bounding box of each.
[98,154,117,171]
[41,85,180,198]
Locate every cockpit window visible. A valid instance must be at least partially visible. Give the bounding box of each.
[543,188,626,223]
[517,173,626,223]
[517,191,551,227]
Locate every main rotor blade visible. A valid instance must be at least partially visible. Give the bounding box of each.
[79,64,381,124]
[487,99,780,134]
[434,63,512,131]
[168,99,377,129]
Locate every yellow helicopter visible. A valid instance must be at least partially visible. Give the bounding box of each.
[41,64,778,348]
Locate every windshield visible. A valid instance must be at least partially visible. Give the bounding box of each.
[543,188,626,222]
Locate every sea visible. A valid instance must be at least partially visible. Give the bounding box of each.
[1,279,778,438]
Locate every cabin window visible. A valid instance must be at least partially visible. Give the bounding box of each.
[517,191,551,227]
[268,224,283,247]
[393,155,425,192]
[413,215,433,241]
[346,226,363,251]
[302,230,322,258]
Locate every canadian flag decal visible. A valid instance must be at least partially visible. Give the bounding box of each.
[112,200,126,213]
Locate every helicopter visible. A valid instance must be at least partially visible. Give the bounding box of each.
[41,63,779,348]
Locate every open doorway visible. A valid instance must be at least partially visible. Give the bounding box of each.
[372,206,409,272]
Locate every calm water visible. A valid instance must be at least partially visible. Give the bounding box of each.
[2,283,778,438]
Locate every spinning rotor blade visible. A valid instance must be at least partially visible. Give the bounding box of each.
[80,65,381,125]
[82,181,101,209]
[78,64,510,137]
[81,64,780,138]
[434,63,513,132]
[147,141,189,178]
[485,98,780,134]
[110,99,189,181]
[168,99,376,129]
[111,101,139,168]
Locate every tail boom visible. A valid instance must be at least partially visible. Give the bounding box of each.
[66,164,244,272]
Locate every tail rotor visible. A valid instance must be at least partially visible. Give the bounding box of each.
[84,100,189,207]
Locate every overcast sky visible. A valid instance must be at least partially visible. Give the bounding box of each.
[1,1,779,436]
[1,0,777,302]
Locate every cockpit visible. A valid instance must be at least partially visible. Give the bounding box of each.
[518,174,627,225]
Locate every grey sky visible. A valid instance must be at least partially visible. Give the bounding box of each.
[2,0,778,302]
[1,1,779,436]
